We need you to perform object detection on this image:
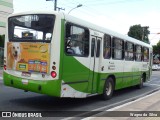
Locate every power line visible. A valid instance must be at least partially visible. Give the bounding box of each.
[83,0,143,6]
[58,0,82,11]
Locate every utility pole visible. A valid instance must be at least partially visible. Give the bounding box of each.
[57,7,65,11]
[46,0,65,11]
[142,27,144,40]
[54,0,57,11]
[46,0,58,11]
[142,26,149,40]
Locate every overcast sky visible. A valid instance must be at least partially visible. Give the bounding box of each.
[13,0,160,45]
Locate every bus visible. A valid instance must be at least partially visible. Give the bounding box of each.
[3,11,152,100]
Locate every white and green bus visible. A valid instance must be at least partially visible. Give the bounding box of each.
[3,11,152,100]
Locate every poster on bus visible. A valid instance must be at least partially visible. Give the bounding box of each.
[7,42,50,74]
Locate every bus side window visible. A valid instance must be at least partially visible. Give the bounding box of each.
[143,47,149,62]
[112,37,124,60]
[135,45,142,61]
[65,23,89,57]
[96,40,101,57]
[103,34,111,59]
[91,38,95,57]
[125,42,134,61]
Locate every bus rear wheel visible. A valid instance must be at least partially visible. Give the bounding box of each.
[102,78,114,100]
[137,75,144,89]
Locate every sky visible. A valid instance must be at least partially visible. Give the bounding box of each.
[13,0,160,45]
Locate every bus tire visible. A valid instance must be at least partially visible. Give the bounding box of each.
[137,75,144,89]
[101,77,114,100]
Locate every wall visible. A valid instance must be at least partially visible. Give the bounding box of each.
[0,0,13,35]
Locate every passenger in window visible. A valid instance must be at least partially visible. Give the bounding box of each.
[144,49,148,61]
[71,41,82,55]
[138,55,141,61]
[104,47,110,59]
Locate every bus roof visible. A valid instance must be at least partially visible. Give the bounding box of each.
[64,13,152,49]
[9,11,152,49]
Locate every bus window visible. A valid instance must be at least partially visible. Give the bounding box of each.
[91,38,95,57]
[135,45,142,61]
[143,47,149,62]
[103,34,111,59]
[65,23,89,57]
[96,40,100,57]
[112,38,124,60]
[45,33,52,40]
[125,42,134,61]
[8,14,55,42]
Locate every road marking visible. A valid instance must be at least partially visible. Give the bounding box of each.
[82,90,160,120]
[0,76,2,79]
[150,78,159,81]
[145,83,160,86]
[106,90,160,111]
[62,87,160,120]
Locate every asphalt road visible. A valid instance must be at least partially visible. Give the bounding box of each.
[0,71,160,119]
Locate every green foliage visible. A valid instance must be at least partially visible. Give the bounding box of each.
[128,24,142,40]
[128,24,150,44]
[0,34,5,48]
[153,40,160,63]
[153,40,160,55]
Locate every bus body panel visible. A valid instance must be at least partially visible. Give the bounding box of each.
[3,11,152,98]
[3,72,61,97]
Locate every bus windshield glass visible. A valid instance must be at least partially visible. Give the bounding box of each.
[8,14,55,42]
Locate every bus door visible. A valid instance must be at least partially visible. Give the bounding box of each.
[89,35,102,93]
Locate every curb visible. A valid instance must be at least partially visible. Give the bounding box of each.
[94,87,160,111]
[67,87,160,119]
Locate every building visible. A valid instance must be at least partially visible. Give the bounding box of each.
[0,0,13,35]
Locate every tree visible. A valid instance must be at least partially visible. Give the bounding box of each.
[128,24,150,44]
[153,40,160,55]
[0,35,5,48]
[153,40,160,63]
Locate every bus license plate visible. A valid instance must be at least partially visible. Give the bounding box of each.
[22,79,28,85]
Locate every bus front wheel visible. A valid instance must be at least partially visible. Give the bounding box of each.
[102,77,114,100]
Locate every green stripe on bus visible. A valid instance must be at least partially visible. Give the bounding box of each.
[0,0,13,8]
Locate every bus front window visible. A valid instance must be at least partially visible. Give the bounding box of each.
[8,14,55,42]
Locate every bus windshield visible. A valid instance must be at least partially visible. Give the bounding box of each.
[8,14,55,42]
